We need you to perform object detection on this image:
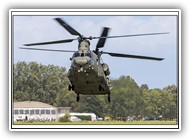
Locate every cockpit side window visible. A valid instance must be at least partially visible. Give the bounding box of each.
[73,52,80,58]
[86,52,91,58]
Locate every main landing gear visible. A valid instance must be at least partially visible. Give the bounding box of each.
[108,94,111,103]
[68,84,74,91]
[70,84,110,102]
[76,94,80,102]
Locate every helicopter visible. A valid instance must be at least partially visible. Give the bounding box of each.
[20,18,168,102]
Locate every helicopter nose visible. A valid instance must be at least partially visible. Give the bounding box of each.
[73,57,91,68]
[74,58,89,65]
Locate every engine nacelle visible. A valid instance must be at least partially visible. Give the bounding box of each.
[102,63,110,76]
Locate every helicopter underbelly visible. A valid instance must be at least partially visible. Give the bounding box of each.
[68,67,111,95]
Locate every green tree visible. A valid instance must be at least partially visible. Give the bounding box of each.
[13,61,177,120]
[13,61,69,105]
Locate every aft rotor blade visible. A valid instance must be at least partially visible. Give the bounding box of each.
[103,52,164,61]
[54,18,82,37]
[96,27,110,49]
[91,32,169,40]
[24,39,76,46]
[20,47,76,53]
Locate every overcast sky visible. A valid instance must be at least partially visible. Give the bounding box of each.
[13,15,177,89]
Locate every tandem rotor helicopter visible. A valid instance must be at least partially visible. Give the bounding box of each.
[20,18,168,102]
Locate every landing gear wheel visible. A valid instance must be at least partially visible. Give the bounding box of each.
[77,94,80,102]
[68,85,72,91]
[72,85,74,90]
[68,85,74,91]
[108,94,111,102]
[99,85,102,91]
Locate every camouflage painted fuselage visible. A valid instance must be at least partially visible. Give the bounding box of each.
[67,40,112,95]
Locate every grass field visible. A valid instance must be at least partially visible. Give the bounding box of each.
[14,120,177,125]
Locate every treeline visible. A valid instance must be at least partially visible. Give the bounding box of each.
[13,61,178,120]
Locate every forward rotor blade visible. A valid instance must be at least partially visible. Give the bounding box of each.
[24,39,76,46]
[54,18,82,37]
[20,47,76,53]
[92,32,169,40]
[96,27,110,49]
[103,52,164,61]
